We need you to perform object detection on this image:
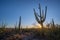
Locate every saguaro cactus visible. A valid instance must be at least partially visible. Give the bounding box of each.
[51,19,55,28]
[33,4,47,28]
[18,16,21,31]
[15,22,17,31]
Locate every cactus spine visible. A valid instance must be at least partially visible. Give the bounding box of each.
[33,4,47,28]
[18,16,21,31]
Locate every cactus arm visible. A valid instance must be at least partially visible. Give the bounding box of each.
[33,9,40,23]
[45,6,47,19]
[39,4,42,18]
[42,6,47,22]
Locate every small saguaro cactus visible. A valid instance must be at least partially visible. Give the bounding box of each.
[18,16,21,31]
[15,22,17,31]
[51,19,55,28]
[33,4,47,28]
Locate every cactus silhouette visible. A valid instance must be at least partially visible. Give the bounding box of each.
[18,16,21,31]
[33,4,47,28]
[15,22,17,31]
[51,19,55,28]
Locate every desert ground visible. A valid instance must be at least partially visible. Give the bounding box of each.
[0,27,60,40]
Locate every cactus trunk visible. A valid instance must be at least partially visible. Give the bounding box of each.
[41,23,43,28]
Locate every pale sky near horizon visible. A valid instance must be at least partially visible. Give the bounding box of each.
[0,0,60,28]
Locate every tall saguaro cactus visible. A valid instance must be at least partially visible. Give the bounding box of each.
[33,4,47,28]
[18,16,21,31]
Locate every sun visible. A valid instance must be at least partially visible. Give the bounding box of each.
[37,24,42,28]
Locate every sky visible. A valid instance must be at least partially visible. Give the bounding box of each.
[0,0,60,27]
